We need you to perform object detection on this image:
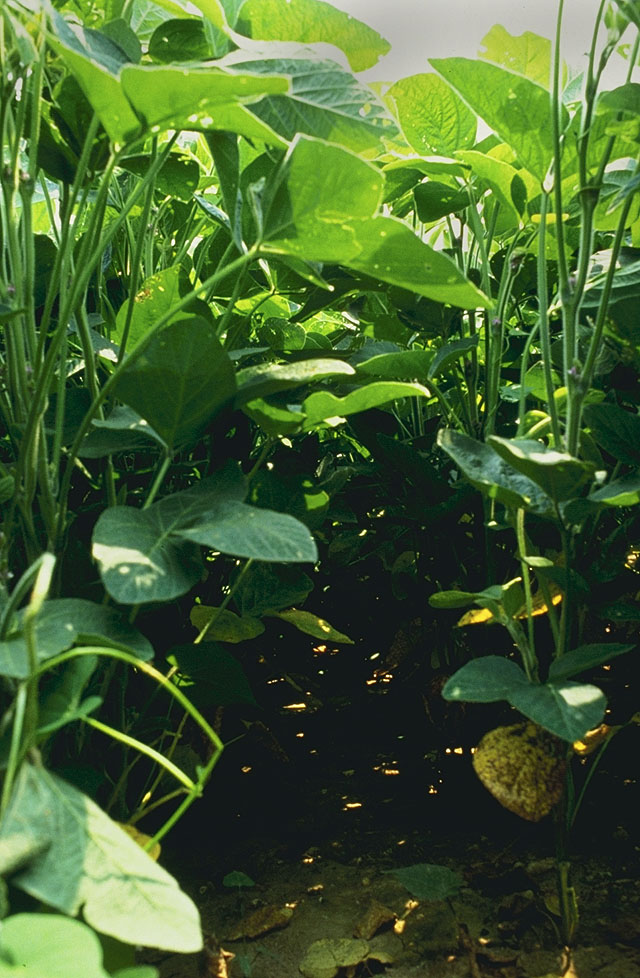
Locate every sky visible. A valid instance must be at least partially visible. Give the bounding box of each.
[327,0,629,82]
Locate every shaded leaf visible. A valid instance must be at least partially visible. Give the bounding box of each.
[270,608,353,643]
[388,864,462,901]
[548,643,635,682]
[189,606,265,642]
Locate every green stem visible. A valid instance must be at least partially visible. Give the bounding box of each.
[536,194,562,446]
[82,715,196,792]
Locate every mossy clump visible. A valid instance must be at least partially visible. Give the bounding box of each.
[473,722,567,821]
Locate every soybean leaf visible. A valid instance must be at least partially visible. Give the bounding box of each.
[302,381,431,428]
[234,358,355,407]
[455,150,527,226]
[178,500,318,563]
[148,18,210,63]
[189,606,265,643]
[487,436,596,503]
[428,336,478,379]
[0,766,202,952]
[269,608,353,643]
[119,152,200,201]
[413,180,469,223]
[234,564,314,617]
[228,57,398,154]
[438,429,555,518]
[388,864,462,902]
[93,466,247,604]
[170,643,256,707]
[120,62,290,145]
[0,914,111,978]
[113,317,237,449]
[548,643,635,682]
[0,600,153,679]
[508,682,606,742]
[442,656,530,702]
[263,137,488,309]
[583,402,640,465]
[479,25,559,89]
[388,73,476,156]
[80,407,166,459]
[236,0,390,72]
[113,267,202,350]
[37,657,102,736]
[355,349,433,381]
[431,57,569,179]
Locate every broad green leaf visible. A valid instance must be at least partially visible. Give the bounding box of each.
[228,57,398,153]
[120,63,290,145]
[509,681,606,742]
[234,564,314,617]
[178,500,318,563]
[443,658,606,741]
[223,871,255,888]
[93,466,246,603]
[0,914,111,978]
[302,381,431,428]
[429,590,479,609]
[119,152,200,201]
[236,0,390,72]
[388,864,462,902]
[355,350,433,381]
[597,83,640,142]
[189,605,265,642]
[612,0,640,29]
[170,642,256,707]
[589,476,640,507]
[147,18,211,64]
[263,137,488,309]
[49,10,141,146]
[479,25,559,89]
[0,765,202,951]
[38,657,102,736]
[0,599,153,678]
[442,656,529,702]
[93,506,203,604]
[413,180,469,223]
[243,397,305,436]
[548,643,634,682]
[114,267,186,350]
[113,317,237,449]
[270,608,353,643]
[487,436,596,503]
[80,406,166,458]
[437,429,555,517]
[583,252,640,308]
[431,57,569,179]
[234,358,355,407]
[388,74,476,157]
[428,336,478,379]
[455,150,524,226]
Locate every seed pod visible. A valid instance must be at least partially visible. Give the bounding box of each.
[473,722,567,821]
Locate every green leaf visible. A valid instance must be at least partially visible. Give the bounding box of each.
[178,500,318,563]
[442,657,530,702]
[0,599,153,679]
[223,870,255,888]
[120,62,290,144]
[428,336,478,379]
[388,864,462,902]
[429,590,479,609]
[508,681,606,742]
[119,152,200,201]
[583,402,640,465]
[437,429,554,517]
[583,252,640,308]
[147,18,210,64]
[443,658,606,741]
[37,657,101,736]
[114,267,187,350]
[234,358,355,407]
[113,317,237,449]
[93,465,246,604]
[236,0,390,72]
[80,406,166,459]
[189,605,265,642]
[229,56,397,154]
[170,643,256,707]
[598,83,640,142]
[589,476,640,507]
[355,350,433,381]
[302,381,431,428]
[479,25,558,89]
[430,57,568,179]
[0,765,202,952]
[455,150,525,226]
[413,180,469,223]
[270,608,353,644]
[234,564,314,617]
[548,643,634,682]
[0,914,111,978]
[49,11,141,146]
[263,137,488,309]
[487,436,597,503]
[388,73,476,157]
[243,396,305,436]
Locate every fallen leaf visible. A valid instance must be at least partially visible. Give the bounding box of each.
[226,903,294,941]
[353,899,396,939]
[299,938,370,978]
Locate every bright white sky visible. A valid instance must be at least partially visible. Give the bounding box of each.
[329,0,630,82]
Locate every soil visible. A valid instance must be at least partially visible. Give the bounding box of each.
[140,658,640,978]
